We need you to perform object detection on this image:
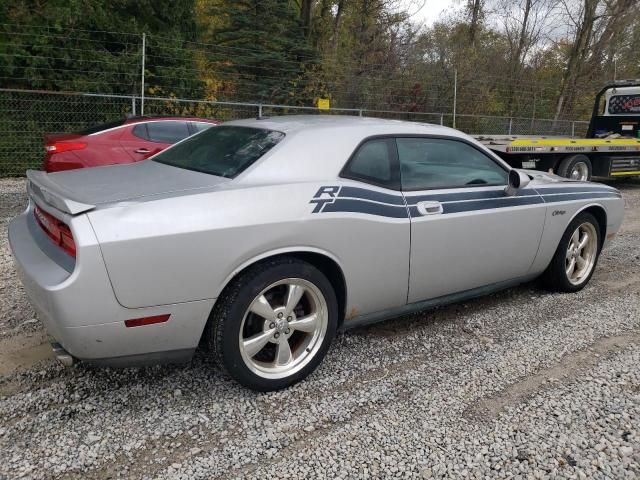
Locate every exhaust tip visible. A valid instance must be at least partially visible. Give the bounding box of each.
[51,342,76,367]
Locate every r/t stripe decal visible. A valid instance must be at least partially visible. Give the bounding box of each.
[309,185,341,213]
[323,199,408,218]
[309,185,619,218]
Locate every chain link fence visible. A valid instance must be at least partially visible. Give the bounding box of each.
[0,88,589,176]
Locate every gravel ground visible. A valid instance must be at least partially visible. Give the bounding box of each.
[0,179,35,337]
[0,177,639,479]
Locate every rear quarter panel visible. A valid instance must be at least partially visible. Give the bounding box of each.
[88,182,410,317]
[81,128,131,167]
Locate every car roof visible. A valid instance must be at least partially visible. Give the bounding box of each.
[124,116,219,124]
[225,115,461,137]
[230,115,494,185]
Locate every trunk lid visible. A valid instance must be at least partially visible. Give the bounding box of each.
[27,161,230,215]
[44,132,83,144]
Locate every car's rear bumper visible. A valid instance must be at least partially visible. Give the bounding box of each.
[8,207,214,365]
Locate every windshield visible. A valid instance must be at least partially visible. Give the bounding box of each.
[153,125,285,177]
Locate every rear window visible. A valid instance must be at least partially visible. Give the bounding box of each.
[608,94,640,114]
[78,119,126,135]
[152,125,285,178]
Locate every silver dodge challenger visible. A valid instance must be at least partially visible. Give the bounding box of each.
[9,116,624,390]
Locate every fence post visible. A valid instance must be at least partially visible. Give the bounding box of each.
[508,117,513,135]
[571,121,575,137]
[131,96,136,116]
[359,109,363,117]
[453,69,457,129]
[140,33,146,116]
[258,104,263,118]
[440,114,444,126]
[530,90,537,133]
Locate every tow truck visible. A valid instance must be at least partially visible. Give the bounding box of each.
[475,80,640,180]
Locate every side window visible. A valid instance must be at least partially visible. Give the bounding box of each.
[342,138,398,188]
[132,124,149,140]
[146,121,191,144]
[397,138,508,190]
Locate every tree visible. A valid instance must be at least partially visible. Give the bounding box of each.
[467,0,484,45]
[491,0,559,115]
[552,0,600,121]
[0,0,202,97]
[203,0,317,103]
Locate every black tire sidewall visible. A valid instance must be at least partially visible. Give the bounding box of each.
[216,260,338,391]
[548,212,601,292]
[557,154,592,181]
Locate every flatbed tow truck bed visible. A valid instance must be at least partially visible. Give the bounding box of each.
[475,135,640,178]
[471,81,640,180]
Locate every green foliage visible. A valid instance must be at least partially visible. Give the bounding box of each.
[202,0,317,104]
[1,0,639,118]
[0,0,203,97]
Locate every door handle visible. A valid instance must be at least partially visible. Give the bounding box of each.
[134,148,151,154]
[416,201,443,216]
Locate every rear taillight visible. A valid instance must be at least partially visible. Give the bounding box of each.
[45,142,87,154]
[33,206,76,258]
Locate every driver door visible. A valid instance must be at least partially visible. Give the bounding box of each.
[399,136,546,303]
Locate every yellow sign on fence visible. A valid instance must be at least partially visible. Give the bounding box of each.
[317,98,330,110]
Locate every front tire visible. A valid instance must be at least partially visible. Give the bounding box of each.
[207,257,338,391]
[541,212,601,292]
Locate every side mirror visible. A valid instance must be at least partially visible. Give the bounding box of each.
[504,169,531,196]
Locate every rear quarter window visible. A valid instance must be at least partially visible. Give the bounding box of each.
[192,122,215,133]
[132,124,149,140]
[78,119,126,135]
[146,121,191,143]
[340,138,400,190]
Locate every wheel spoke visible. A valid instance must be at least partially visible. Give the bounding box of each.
[239,279,329,377]
[578,232,589,250]
[284,284,305,316]
[275,339,293,366]
[571,230,580,248]
[576,255,586,269]
[566,257,576,277]
[250,295,277,321]
[243,330,275,358]
[289,313,319,333]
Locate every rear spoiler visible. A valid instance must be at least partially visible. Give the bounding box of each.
[26,170,95,215]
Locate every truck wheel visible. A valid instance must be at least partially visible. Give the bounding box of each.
[557,154,592,181]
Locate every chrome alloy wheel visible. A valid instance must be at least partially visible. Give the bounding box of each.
[238,279,328,379]
[565,222,598,285]
[570,162,589,181]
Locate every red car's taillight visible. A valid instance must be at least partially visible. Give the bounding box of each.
[33,206,77,258]
[44,142,87,154]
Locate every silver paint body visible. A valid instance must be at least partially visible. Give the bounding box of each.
[8,116,624,364]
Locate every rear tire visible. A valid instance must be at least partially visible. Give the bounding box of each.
[541,212,601,292]
[206,257,338,391]
[557,154,592,181]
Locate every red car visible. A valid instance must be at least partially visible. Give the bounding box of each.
[43,116,220,172]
